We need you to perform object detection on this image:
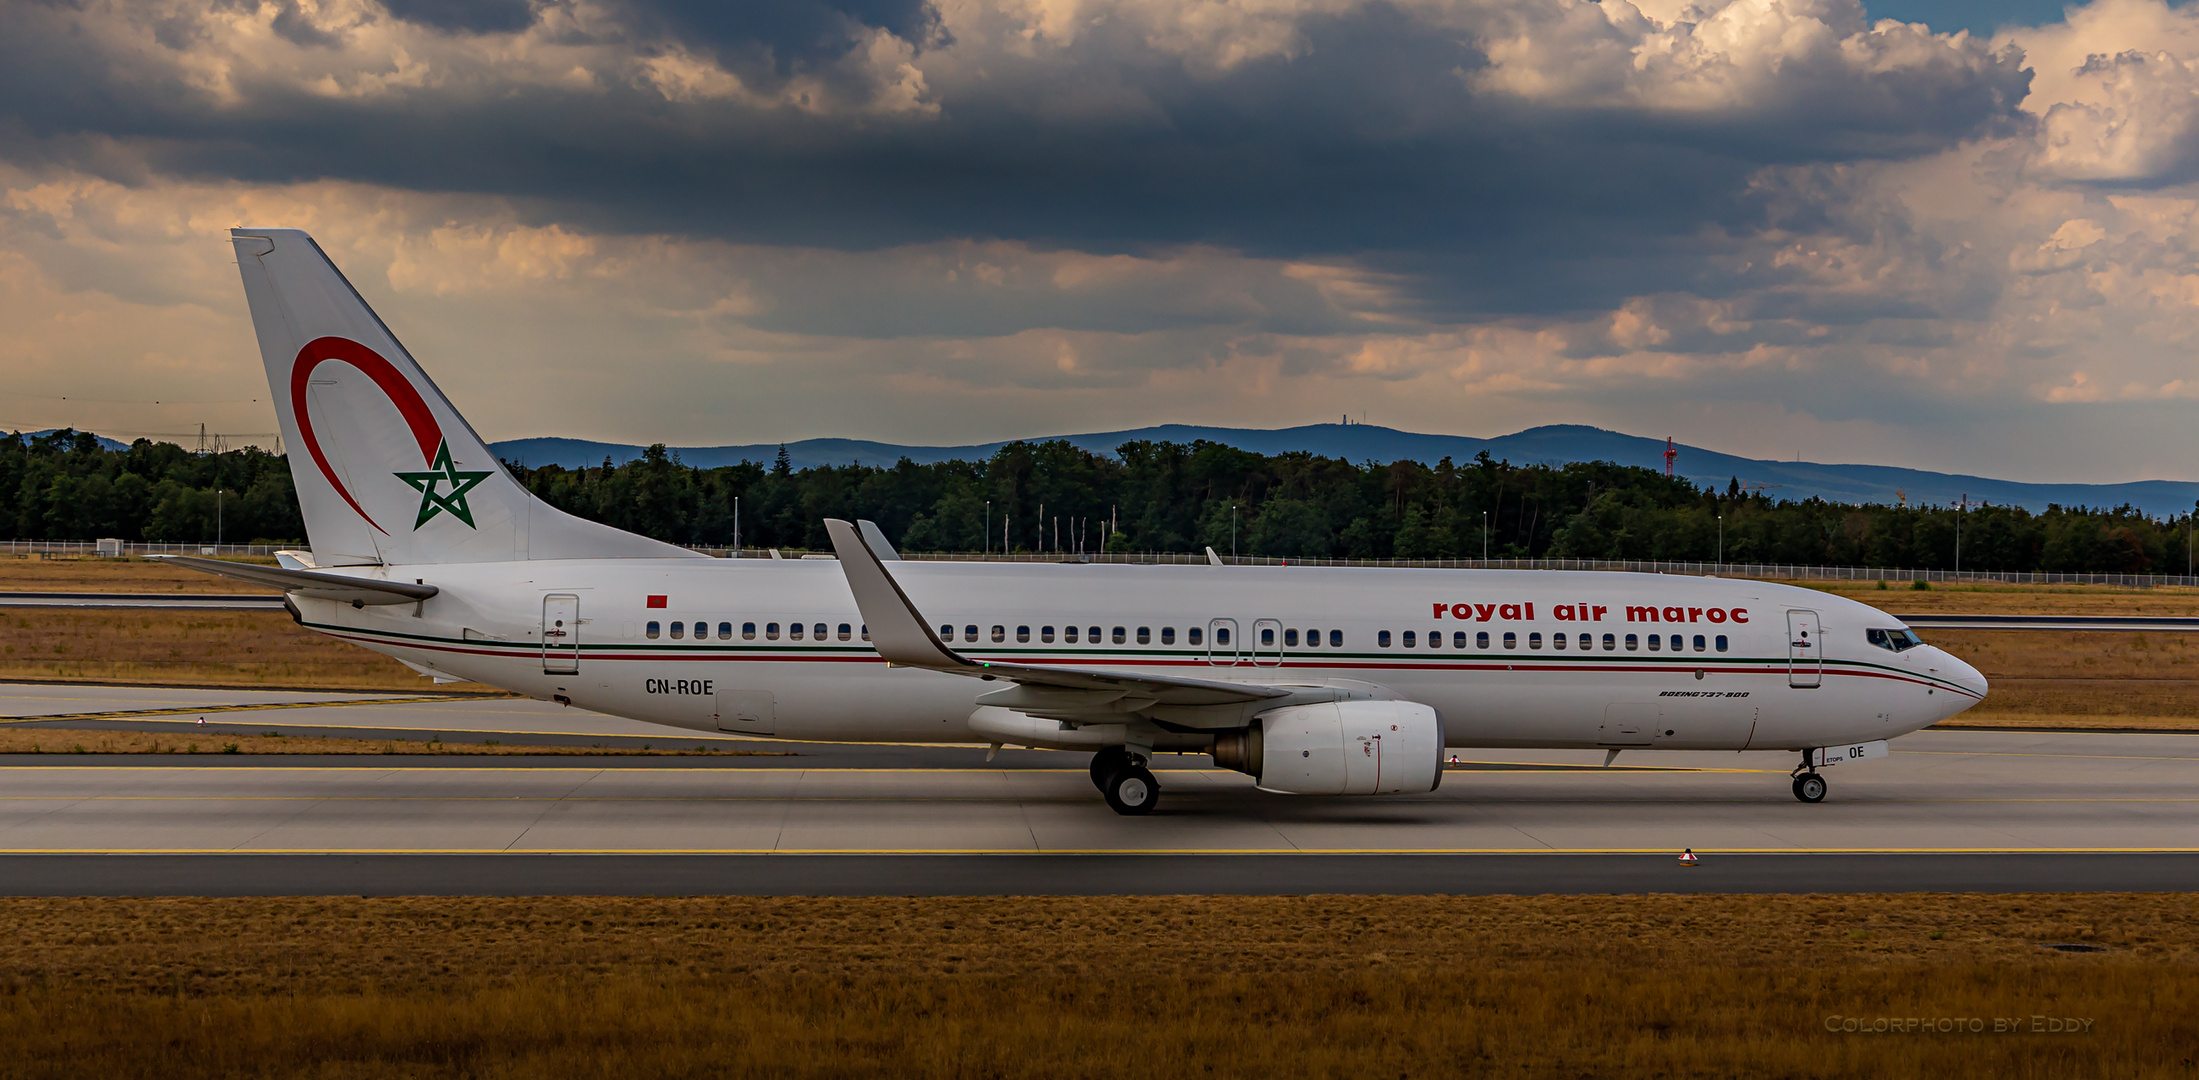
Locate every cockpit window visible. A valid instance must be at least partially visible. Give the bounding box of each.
[1867,627,1923,653]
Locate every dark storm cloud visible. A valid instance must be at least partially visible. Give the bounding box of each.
[608,0,943,68]
[0,0,2032,320]
[381,0,539,35]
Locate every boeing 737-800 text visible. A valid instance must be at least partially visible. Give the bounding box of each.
[170,228,1987,814]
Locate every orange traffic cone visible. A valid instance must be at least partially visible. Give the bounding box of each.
[1678,848,1699,866]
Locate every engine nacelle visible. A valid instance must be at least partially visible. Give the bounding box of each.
[1211,700,1445,796]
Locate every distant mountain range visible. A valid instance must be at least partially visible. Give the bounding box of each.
[491,423,2199,518]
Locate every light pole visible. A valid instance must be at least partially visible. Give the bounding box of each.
[1717,514,1723,569]
[985,501,991,556]
[732,496,739,559]
[1481,511,1488,562]
[1230,505,1238,558]
[1955,494,1965,575]
[216,487,223,547]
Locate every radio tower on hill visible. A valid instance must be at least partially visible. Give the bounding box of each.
[1663,437,1677,477]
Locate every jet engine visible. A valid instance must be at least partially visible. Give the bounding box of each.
[1209,700,1445,795]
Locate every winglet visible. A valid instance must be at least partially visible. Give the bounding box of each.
[824,518,966,669]
[1206,547,1225,567]
[857,520,901,561]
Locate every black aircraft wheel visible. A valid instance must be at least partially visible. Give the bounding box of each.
[1793,774,1827,804]
[1090,746,1131,790]
[1103,766,1160,816]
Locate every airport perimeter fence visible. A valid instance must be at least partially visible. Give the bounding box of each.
[11,536,2198,587]
[0,540,283,558]
[690,545,2199,588]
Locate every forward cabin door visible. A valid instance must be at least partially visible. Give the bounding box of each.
[542,594,580,675]
[1207,618,1240,666]
[1787,609,1823,688]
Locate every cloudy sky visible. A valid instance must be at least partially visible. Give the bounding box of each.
[5,0,2199,482]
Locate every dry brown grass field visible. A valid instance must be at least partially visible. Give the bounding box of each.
[0,607,492,693]
[0,554,281,593]
[0,893,2188,1078]
[0,727,787,756]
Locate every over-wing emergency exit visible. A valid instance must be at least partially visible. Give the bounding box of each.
[176,228,1987,814]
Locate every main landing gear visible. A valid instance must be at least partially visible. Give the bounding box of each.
[1791,753,1827,804]
[1090,745,1160,816]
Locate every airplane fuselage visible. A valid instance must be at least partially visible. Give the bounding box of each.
[295,559,1986,752]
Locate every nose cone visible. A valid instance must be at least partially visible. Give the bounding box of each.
[1932,647,1988,710]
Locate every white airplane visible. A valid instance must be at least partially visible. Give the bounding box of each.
[172,228,1987,815]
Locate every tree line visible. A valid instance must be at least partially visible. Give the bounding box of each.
[7,427,2196,575]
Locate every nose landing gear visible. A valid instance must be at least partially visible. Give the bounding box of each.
[1791,752,1827,803]
[1090,745,1160,815]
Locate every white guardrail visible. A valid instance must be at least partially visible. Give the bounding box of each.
[11,538,2199,588]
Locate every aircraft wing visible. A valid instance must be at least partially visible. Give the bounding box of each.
[155,556,439,606]
[823,518,1287,708]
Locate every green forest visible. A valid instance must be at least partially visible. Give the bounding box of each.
[6,427,2196,574]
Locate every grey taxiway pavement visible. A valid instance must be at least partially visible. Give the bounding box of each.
[3,683,2198,895]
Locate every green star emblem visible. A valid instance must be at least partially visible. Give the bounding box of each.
[393,439,491,530]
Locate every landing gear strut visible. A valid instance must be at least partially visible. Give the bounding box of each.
[1090,746,1160,815]
[1791,752,1827,803]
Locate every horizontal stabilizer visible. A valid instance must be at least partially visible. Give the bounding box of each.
[156,556,437,606]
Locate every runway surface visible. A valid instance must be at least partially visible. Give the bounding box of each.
[4,682,2197,895]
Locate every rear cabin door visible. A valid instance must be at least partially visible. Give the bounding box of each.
[1787,609,1823,688]
[1207,618,1240,667]
[542,594,580,675]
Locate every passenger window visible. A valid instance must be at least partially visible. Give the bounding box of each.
[1042,626,1055,643]
[1579,633,1591,650]
[1528,632,1542,649]
[1624,634,1638,651]
[1603,633,1616,650]
[1503,632,1517,649]
[839,623,852,641]
[1260,627,1275,646]
[861,625,870,641]
[645,621,661,639]
[1215,627,1230,645]
[1378,630,1392,648]
[1189,627,1203,646]
[1427,630,1441,649]
[1692,634,1706,652]
[939,624,953,639]
[1330,630,1343,648]
[789,623,803,641]
[992,625,1006,643]
[1089,626,1102,643]
[1113,626,1127,644]
[1065,626,1079,643]
[766,622,780,640]
[719,622,733,639]
[1715,635,1729,652]
[1669,634,1682,651]
[1551,632,1566,650]
[1017,625,1031,643]
[1453,631,1467,649]
[1162,627,1175,645]
[1137,627,1151,645]
[1403,630,1417,647]
[1646,634,1658,651]
[1285,629,1300,647]
[965,625,978,642]
[815,623,827,640]
[1477,631,1490,650]
[742,622,756,640]
[670,621,685,639]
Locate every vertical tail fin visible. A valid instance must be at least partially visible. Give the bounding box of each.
[231,228,701,566]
